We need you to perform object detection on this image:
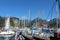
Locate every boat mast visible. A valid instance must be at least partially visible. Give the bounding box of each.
[36,11,37,27]
[29,9,31,27]
[22,16,23,28]
[38,11,40,27]
[42,9,44,25]
[56,0,59,28]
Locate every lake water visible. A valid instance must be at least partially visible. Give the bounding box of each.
[0,37,13,40]
[0,37,4,40]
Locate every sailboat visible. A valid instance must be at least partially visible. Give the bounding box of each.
[34,0,60,40]
[0,17,15,40]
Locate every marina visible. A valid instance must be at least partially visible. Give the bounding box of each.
[0,0,60,40]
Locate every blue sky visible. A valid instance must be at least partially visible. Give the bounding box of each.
[0,0,57,20]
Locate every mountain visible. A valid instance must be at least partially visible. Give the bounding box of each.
[27,17,47,27]
[0,16,19,27]
[48,18,60,27]
[0,16,60,28]
[10,17,20,27]
[19,20,30,27]
[0,16,5,27]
